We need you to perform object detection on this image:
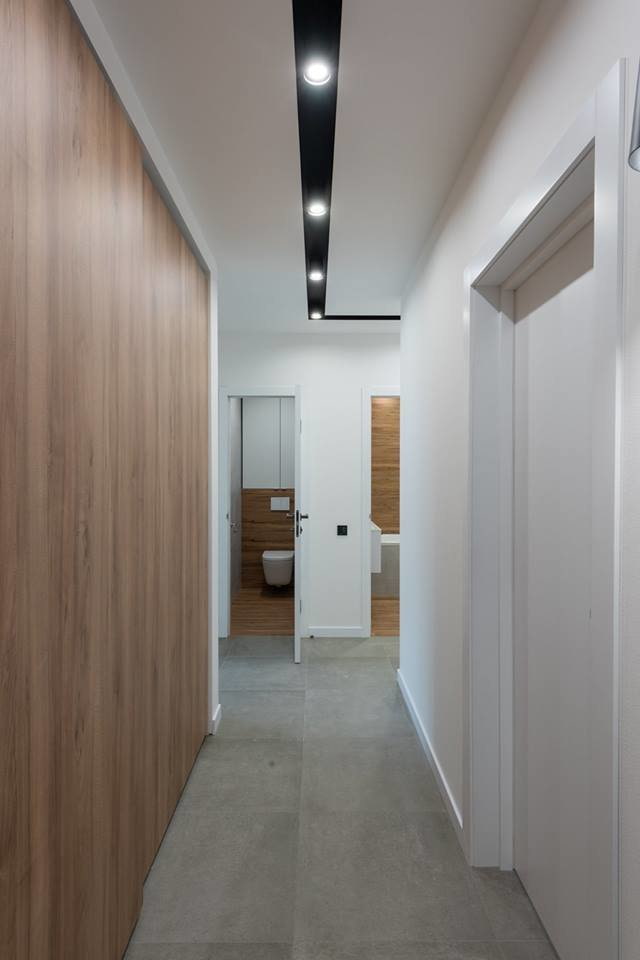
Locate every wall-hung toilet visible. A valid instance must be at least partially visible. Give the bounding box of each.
[262,550,294,586]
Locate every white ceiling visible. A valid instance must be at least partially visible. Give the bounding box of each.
[91,0,539,332]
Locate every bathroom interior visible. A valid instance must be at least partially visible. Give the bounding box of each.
[370,395,400,636]
[228,395,296,637]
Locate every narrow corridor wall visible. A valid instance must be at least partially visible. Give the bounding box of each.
[0,0,210,956]
[400,3,640,954]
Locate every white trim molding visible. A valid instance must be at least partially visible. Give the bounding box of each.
[308,626,365,639]
[209,703,222,736]
[397,670,464,845]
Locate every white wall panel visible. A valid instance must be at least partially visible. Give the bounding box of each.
[229,397,243,596]
[242,396,280,488]
[280,397,296,488]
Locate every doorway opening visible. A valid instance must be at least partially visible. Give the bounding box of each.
[363,387,400,638]
[230,395,295,638]
[220,386,305,662]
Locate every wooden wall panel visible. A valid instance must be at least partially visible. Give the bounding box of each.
[0,2,24,955]
[241,489,295,586]
[0,0,209,957]
[371,397,400,534]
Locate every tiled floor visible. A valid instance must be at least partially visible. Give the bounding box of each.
[125,636,557,960]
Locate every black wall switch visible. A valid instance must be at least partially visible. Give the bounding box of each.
[337,525,348,536]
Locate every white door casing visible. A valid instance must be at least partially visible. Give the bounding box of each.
[464,61,624,958]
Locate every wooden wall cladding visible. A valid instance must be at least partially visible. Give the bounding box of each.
[241,490,295,586]
[371,397,400,534]
[0,0,209,957]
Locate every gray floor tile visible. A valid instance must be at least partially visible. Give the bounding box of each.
[229,636,296,658]
[125,946,214,960]
[471,870,548,941]
[129,635,551,956]
[126,947,292,960]
[498,944,558,960]
[221,657,306,691]
[293,944,502,959]
[183,739,302,811]
[304,687,414,739]
[294,812,493,943]
[304,637,399,660]
[305,658,396,692]
[218,637,233,662]
[301,737,444,813]
[218,691,305,740]
[131,810,298,943]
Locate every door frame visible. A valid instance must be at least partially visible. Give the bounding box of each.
[219,385,305,659]
[361,386,401,638]
[463,59,624,948]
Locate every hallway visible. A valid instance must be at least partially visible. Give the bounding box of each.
[125,637,555,959]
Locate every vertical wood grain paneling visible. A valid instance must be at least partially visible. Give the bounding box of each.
[371,397,400,534]
[241,489,295,586]
[0,0,209,956]
[0,2,24,955]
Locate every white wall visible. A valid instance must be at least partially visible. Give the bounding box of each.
[220,332,400,634]
[621,65,640,960]
[241,397,295,488]
[242,397,282,488]
[400,1,640,951]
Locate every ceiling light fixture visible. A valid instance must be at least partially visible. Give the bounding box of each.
[303,60,331,86]
[293,0,400,321]
[306,200,328,217]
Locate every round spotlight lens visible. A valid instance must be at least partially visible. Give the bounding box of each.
[309,269,324,282]
[307,200,328,217]
[310,311,322,320]
[303,60,331,86]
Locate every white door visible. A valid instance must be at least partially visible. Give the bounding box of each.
[513,220,614,960]
[229,397,243,599]
[294,386,305,663]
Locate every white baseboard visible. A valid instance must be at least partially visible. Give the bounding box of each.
[307,626,366,638]
[209,702,222,736]
[396,669,464,845]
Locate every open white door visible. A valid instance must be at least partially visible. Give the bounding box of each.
[294,386,305,663]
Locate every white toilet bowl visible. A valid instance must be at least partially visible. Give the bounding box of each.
[262,550,294,586]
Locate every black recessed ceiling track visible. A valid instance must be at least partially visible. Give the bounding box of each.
[292,0,400,322]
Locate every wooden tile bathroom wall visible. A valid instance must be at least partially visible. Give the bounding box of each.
[241,490,295,586]
[0,0,209,956]
[371,397,400,534]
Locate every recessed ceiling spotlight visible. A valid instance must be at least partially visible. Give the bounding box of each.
[303,60,331,86]
[310,311,322,320]
[309,269,324,282]
[307,200,328,217]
